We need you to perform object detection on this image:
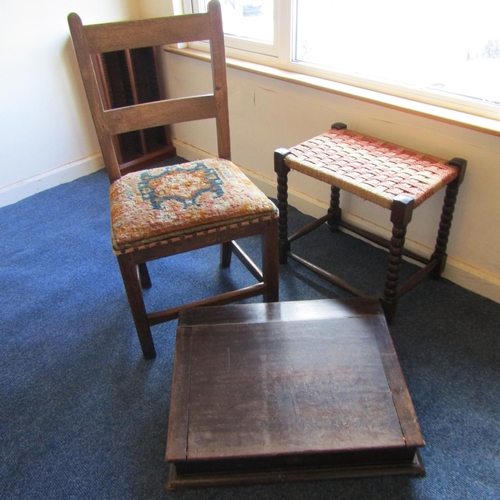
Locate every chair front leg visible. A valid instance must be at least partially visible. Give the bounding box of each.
[117,254,156,359]
[262,219,279,303]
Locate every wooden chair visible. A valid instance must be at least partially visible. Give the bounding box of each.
[68,0,279,359]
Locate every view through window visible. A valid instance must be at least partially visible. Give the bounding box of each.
[294,0,500,107]
[216,0,273,44]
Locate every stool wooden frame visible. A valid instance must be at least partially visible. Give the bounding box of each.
[275,123,466,321]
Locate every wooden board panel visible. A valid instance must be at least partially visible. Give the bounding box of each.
[186,318,403,459]
[166,298,425,489]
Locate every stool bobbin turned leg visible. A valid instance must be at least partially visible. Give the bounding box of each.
[381,195,415,322]
[430,157,467,279]
[274,148,292,264]
[327,123,347,232]
[328,186,342,232]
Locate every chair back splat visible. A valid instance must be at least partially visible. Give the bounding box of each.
[69,0,279,358]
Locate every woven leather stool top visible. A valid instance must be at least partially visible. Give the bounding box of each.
[111,158,277,252]
[286,128,459,210]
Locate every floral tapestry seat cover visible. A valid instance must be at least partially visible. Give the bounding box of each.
[110,158,278,252]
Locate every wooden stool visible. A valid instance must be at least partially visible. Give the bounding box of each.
[166,298,425,489]
[274,123,467,321]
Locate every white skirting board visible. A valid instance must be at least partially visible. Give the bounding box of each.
[0,154,104,209]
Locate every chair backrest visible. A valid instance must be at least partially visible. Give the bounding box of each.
[68,0,229,183]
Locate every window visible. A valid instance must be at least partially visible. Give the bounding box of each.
[188,1,500,120]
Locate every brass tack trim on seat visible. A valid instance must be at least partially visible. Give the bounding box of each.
[113,215,276,255]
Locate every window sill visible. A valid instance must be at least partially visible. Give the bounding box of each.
[165,46,500,138]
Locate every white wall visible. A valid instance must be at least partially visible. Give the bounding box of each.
[0,0,157,206]
[162,52,500,304]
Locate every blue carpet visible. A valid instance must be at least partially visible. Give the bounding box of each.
[1,167,499,499]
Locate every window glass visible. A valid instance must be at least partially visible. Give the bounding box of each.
[294,0,500,106]
[198,0,274,44]
[191,0,500,114]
